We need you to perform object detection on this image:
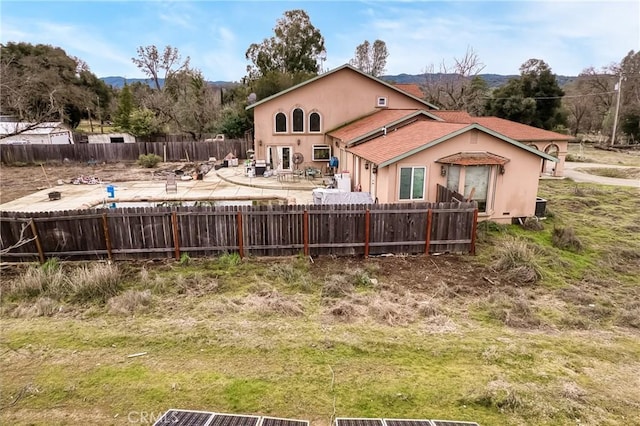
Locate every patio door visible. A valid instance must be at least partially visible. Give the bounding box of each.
[267,146,293,171]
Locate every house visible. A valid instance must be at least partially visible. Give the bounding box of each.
[247,64,573,223]
[0,121,73,145]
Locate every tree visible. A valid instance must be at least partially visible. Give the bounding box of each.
[132,45,190,91]
[617,50,640,143]
[562,68,616,136]
[0,42,103,133]
[349,40,389,77]
[422,47,488,113]
[486,59,566,130]
[113,84,134,130]
[245,9,326,79]
[128,108,161,137]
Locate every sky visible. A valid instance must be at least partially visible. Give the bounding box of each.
[1,0,639,82]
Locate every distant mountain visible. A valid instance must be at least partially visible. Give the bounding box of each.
[382,73,577,88]
[101,76,238,89]
[101,73,577,90]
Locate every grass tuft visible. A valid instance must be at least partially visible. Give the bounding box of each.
[552,226,583,252]
[66,263,122,303]
[10,297,61,318]
[107,290,153,316]
[491,237,542,284]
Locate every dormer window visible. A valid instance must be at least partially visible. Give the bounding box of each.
[377,96,388,108]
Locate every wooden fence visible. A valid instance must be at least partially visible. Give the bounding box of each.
[436,184,466,203]
[0,202,478,262]
[0,139,252,164]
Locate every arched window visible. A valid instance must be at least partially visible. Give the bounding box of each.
[309,112,321,132]
[292,108,304,133]
[275,112,287,133]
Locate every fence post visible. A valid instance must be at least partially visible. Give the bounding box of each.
[101,213,113,261]
[237,211,244,259]
[470,208,479,255]
[364,208,370,258]
[28,219,45,264]
[171,211,180,260]
[425,209,433,255]
[303,209,309,256]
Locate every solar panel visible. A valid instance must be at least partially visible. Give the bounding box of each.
[209,413,261,426]
[153,409,215,426]
[384,419,435,426]
[431,421,479,426]
[336,418,385,426]
[260,416,310,426]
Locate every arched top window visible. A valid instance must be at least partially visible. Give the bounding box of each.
[309,112,321,132]
[292,108,304,133]
[275,112,287,133]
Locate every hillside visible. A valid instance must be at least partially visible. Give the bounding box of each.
[101,73,577,89]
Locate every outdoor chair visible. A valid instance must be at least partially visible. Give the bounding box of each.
[166,173,177,193]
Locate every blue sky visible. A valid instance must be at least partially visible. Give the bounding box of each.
[1,1,639,82]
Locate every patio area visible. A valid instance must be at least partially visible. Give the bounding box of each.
[0,166,327,213]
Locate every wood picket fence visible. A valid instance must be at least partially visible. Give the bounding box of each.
[0,202,478,262]
[0,139,252,164]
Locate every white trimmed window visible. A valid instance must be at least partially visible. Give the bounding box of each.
[399,166,426,200]
[292,108,304,132]
[309,112,321,132]
[376,96,388,107]
[275,112,287,133]
[312,145,331,161]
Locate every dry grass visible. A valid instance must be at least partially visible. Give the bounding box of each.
[244,290,305,317]
[491,237,542,285]
[4,265,66,300]
[552,226,583,252]
[483,292,541,328]
[65,263,121,302]
[9,297,61,318]
[107,290,153,316]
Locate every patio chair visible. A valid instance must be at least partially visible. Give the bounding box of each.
[166,173,177,193]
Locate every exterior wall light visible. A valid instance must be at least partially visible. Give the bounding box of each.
[499,165,505,174]
[259,139,263,146]
[441,165,447,176]
[365,161,369,170]
[372,165,378,174]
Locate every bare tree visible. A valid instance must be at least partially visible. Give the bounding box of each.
[349,40,389,77]
[0,220,36,256]
[132,45,191,91]
[422,47,487,112]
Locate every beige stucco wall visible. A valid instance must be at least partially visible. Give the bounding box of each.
[251,68,428,169]
[351,130,546,223]
[528,140,568,177]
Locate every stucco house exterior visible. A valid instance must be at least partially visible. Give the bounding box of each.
[0,121,73,145]
[247,64,573,223]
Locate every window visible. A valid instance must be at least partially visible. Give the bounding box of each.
[377,97,388,107]
[110,137,125,143]
[313,145,331,161]
[399,166,426,200]
[309,112,321,132]
[446,165,461,192]
[275,112,287,133]
[464,165,490,212]
[292,108,304,132]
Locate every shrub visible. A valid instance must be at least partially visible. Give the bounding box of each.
[552,227,583,252]
[322,274,354,298]
[137,154,162,168]
[522,217,544,231]
[7,263,66,299]
[492,237,542,285]
[179,253,191,266]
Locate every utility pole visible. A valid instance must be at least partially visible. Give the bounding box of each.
[611,73,623,146]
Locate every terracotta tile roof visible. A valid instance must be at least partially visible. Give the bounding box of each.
[436,152,510,166]
[347,121,468,165]
[429,110,474,123]
[327,109,420,142]
[472,116,573,141]
[393,84,425,99]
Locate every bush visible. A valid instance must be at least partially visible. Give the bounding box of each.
[66,263,122,302]
[552,227,583,252]
[137,154,162,168]
[492,237,542,285]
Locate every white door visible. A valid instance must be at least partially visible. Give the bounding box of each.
[268,146,293,171]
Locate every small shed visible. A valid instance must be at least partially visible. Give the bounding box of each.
[0,121,73,145]
[87,133,136,144]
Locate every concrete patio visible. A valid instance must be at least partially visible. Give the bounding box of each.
[0,166,328,213]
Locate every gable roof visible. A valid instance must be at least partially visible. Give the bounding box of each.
[429,111,573,142]
[245,64,439,110]
[327,109,443,143]
[393,83,425,99]
[347,121,559,167]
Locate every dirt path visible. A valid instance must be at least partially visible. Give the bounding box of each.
[563,161,640,187]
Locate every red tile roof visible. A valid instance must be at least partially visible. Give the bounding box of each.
[429,110,474,123]
[327,109,421,142]
[471,116,573,141]
[393,84,425,99]
[347,121,468,165]
[436,152,510,166]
